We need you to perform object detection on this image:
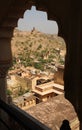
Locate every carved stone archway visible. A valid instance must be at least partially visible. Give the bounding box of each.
[0,0,82,129]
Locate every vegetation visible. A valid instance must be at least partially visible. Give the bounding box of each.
[11,29,66,70]
[37,44,42,50]
[34,62,44,71]
[6,89,12,96]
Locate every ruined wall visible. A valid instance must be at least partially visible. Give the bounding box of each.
[54,66,64,85]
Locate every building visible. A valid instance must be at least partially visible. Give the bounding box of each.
[7,74,31,97]
[13,92,36,110]
[0,0,82,130]
[27,95,79,130]
[54,65,64,85]
[32,81,64,102]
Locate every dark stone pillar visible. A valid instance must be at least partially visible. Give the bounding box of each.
[57,2,82,129]
[0,39,12,101]
[0,38,12,129]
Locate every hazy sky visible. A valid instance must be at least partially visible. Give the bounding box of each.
[17,6,58,34]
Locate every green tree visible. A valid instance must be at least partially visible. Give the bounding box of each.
[6,89,12,96]
[34,62,44,71]
[37,44,42,50]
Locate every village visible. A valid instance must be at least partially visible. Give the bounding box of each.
[7,65,64,111]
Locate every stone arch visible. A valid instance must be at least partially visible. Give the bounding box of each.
[0,0,68,103]
[0,0,81,127]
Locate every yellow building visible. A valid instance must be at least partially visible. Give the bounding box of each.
[54,65,64,85]
[13,93,36,110]
[32,81,64,102]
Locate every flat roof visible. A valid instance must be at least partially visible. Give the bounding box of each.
[33,88,64,95]
[35,81,64,89]
[26,95,79,130]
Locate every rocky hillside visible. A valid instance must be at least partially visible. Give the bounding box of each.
[11,28,66,71]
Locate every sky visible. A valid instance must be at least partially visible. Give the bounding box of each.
[17,6,58,34]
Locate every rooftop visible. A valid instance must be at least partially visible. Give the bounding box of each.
[26,95,79,130]
[33,82,64,95]
[13,92,35,105]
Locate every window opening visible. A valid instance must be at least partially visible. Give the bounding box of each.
[7,6,66,110]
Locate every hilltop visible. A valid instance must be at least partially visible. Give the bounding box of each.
[11,28,66,71]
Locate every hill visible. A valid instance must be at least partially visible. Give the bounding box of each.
[11,28,66,71]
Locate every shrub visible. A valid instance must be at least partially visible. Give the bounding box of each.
[37,44,42,50]
[6,89,12,95]
[34,62,44,71]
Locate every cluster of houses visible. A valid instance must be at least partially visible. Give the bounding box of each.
[7,65,64,110]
